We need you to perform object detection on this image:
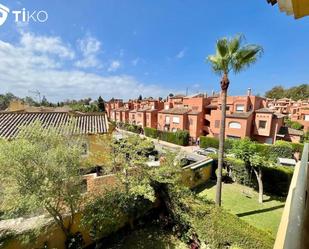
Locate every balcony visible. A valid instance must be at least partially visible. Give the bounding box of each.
[274,143,309,249]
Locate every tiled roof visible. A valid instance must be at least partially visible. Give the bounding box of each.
[278,126,304,136]
[226,111,253,119]
[0,112,108,140]
[159,107,191,115]
[255,108,275,113]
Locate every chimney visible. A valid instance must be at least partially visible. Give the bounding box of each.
[247,88,252,96]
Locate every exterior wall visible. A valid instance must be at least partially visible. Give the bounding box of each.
[253,113,273,137]
[121,111,129,123]
[188,113,204,139]
[157,113,187,132]
[145,111,158,128]
[135,111,146,127]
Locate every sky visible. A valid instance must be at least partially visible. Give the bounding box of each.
[0,0,308,102]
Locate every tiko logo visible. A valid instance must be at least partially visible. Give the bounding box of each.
[0,3,48,26]
[0,3,9,26]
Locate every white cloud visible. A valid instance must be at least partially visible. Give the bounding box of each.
[20,32,75,59]
[108,60,121,72]
[0,33,170,101]
[176,48,186,59]
[75,35,101,68]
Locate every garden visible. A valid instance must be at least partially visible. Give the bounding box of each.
[0,123,276,249]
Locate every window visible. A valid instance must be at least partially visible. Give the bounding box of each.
[227,135,241,139]
[215,120,220,128]
[236,105,245,112]
[164,105,169,110]
[258,120,267,129]
[226,106,230,111]
[305,115,309,121]
[172,128,177,132]
[165,116,170,124]
[228,121,241,129]
[172,116,180,124]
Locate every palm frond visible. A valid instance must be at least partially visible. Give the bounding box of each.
[206,55,225,75]
[232,44,263,73]
[229,34,244,54]
[216,38,228,58]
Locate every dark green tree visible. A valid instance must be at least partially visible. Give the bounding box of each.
[97,96,106,112]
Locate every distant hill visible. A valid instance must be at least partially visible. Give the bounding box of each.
[265,84,309,100]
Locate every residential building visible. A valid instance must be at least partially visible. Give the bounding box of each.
[106,90,307,144]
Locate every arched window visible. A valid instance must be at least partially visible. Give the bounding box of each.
[229,121,241,129]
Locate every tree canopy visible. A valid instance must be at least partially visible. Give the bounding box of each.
[265,84,309,100]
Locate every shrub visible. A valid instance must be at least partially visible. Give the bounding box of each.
[144,127,158,138]
[290,142,304,153]
[224,157,249,185]
[263,165,294,196]
[269,140,293,161]
[200,136,219,149]
[144,128,189,146]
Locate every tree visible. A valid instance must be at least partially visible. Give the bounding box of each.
[97,96,106,112]
[41,96,49,106]
[265,86,285,99]
[207,34,263,206]
[0,122,86,248]
[249,154,267,204]
[138,95,143,101]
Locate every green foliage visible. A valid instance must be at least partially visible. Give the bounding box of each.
[285,118,304,130]
[224,157,249,185]
[230,138,257,163]
[82,190,145,242]
[194,206,274,249]
[262,166,294,196]
[207,34,263,75]
[0,92,18,110]
[269,140,293,161]
[200,136,234,151]
[265,84,309,100]
[117,122,142,134]
[144,127,189,146]
[0,122,86,245]
[144,127,158,138]
[97,96,106,112]
[200,136,219,149]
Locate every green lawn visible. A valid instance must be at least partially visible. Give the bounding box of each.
[199,182,285,237]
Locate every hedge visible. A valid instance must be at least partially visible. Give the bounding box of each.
[144,127,158,138]
[269,140,294,161]
[200,136,219,149]
[116,122,142,134]
[200,136,234,151]
[263,165,294,196]
[144,127,189,146]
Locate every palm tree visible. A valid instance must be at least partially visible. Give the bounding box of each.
[207,35,263,206]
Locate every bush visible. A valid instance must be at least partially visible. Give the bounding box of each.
[263,166,294,196]
[117,122,142,134]
[200,136,219,149]
[195,207,274,249]
[144,128,189,146]
[269,140,293,161]
[290,142,304,153]
[224,157,249,185]
[144,127,158,138]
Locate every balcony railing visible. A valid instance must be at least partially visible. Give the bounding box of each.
[274,143,309,249]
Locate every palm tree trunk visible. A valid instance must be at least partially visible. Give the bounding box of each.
[215,74,229,207]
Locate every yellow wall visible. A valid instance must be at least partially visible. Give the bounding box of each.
[181,163,212,189]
